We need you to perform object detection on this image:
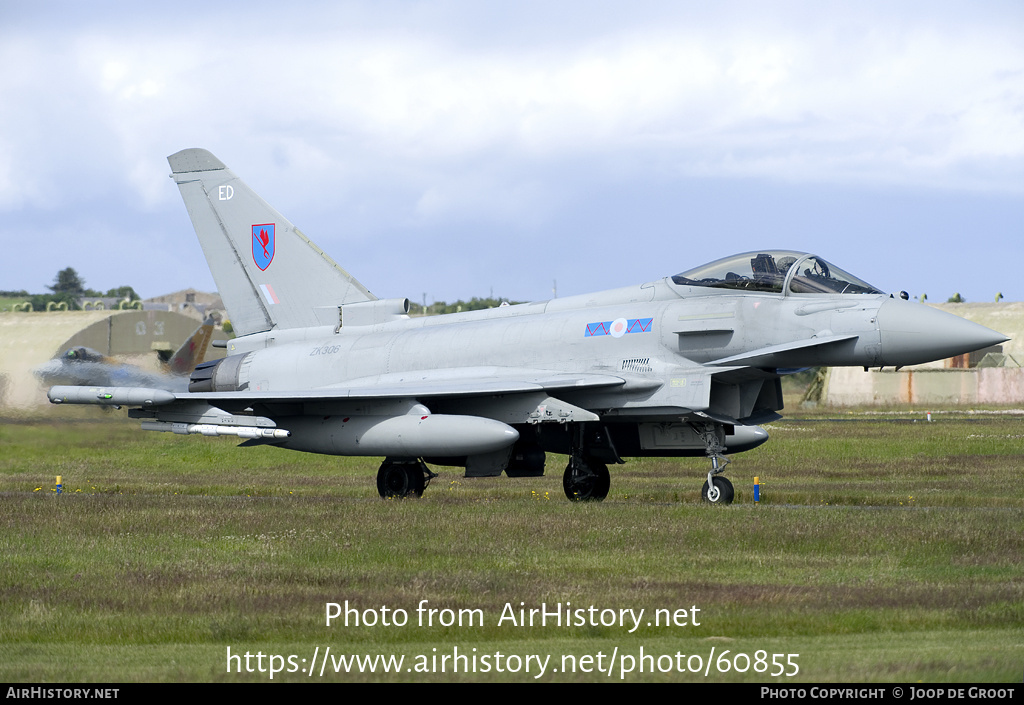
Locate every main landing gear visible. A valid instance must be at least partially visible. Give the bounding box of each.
[562,424,619,502]
[562,454,610,502]
[376,458,437,499]
[373,421,738,504]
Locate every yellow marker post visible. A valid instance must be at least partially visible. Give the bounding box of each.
[754,476,760,503]
[56,475,63,495]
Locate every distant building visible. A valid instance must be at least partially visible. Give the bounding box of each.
[825,302,1024,406]
[75,296,138,311]
[143,289,224,321]
[0,308,229,409]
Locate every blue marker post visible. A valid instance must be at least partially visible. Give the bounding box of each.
[55,475,62,495]
[754,476,760,503]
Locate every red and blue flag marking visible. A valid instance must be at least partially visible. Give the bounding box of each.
[584,317,653,337]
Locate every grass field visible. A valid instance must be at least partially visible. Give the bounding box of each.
[1,296,32,312]
[1,410,1022,682]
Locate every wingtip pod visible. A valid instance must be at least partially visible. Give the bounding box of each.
[167,148,226,174]
[48,386,177,407]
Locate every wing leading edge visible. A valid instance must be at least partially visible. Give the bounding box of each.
[49,369,628,407]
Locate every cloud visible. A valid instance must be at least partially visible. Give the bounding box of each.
[2,5,1022,215]
[1,2,1022,301]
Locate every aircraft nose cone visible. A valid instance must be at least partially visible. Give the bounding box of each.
[877,299,1009,367]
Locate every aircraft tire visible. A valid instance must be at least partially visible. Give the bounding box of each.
[701,476,734,505]
[563,457,610,502]
[377,460,425,499]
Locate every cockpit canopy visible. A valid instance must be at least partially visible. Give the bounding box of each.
[63,347,105,363]
[671,251,883,296]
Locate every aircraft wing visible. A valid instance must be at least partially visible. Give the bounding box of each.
[286,367,628,400]
[48,368,629,409]
[48,368,634,438]
[48,360,786,428]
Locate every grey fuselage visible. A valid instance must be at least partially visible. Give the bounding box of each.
[47,148,1012,501]
[197,276,968,456]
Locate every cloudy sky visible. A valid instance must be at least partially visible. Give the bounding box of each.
[3,1,1022,305]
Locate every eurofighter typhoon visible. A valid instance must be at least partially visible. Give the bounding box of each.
[35,317,216,392]
[48,149,1009,503]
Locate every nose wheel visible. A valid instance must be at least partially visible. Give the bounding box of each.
[691,420,735,505]
[701,476,734,504]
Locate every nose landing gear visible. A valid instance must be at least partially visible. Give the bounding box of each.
[701,475,734,504]
[692,422,735,505]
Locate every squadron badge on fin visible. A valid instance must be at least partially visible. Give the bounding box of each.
[252,223,275,270]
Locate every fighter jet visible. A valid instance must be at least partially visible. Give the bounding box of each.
[47,149,1009,503]
[36,317,216,392]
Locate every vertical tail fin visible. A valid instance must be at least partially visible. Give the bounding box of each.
[167,148,375,337]
[166,317,215,376]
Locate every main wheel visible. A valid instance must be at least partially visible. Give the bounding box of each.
[563,457,610,502]
[376,460,426,499]
[701,476,734,504]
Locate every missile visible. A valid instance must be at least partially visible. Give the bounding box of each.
[280,413,520,457]
[140,422,291,440]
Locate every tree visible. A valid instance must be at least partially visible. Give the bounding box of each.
[48,267,87,295]
[105,285,140,301]
[417,297,526,316]
[29,292,79,311]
